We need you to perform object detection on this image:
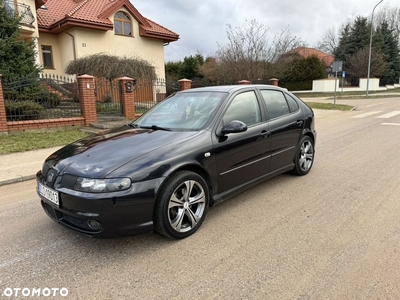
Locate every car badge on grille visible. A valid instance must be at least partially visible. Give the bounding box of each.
[47,173,54,183]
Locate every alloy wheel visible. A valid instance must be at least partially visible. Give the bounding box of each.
[167,180,206,233]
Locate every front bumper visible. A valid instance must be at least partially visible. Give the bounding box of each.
[36,171,162,238]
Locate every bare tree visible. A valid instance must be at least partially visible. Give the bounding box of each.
[203,20,304,83]
[214,19,272,83]
[347,47,388,85]
[270,26,305,61]
[374,6,400,42]
[316,27,338,55]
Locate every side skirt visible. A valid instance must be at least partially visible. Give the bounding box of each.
[210,164,295,206]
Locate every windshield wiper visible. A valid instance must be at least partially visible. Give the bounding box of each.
[140,125,171,131]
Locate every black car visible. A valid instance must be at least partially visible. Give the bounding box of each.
[36,85,316,239]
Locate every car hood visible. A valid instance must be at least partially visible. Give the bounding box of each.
[45,126,198,178]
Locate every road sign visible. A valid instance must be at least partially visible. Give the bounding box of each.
[342,71,346,78]
[332,61,343,72]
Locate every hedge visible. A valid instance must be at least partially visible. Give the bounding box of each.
[5,100,44,121]
[279,81,313,91]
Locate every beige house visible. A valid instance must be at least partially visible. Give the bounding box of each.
[3,0,42,40]
[10,0,179,79]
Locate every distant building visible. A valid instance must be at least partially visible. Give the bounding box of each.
[280,47,335,68]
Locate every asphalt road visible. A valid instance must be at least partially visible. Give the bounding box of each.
[1,97,400,299]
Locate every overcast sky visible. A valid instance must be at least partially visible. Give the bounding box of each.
[133,0,399,62]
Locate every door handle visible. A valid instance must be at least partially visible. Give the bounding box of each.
[294,120,303,127]
[261,130,270,137]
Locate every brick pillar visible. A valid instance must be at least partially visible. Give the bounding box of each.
[269,78,279,86]
[118,76,135,119]
[238,80,251,85]
[78,75,97,125]
[0,75,8,134]
[178,79,192,91]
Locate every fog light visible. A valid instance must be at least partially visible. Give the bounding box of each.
[87,220,101,230]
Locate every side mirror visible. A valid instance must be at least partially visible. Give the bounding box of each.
[220,120,247,135]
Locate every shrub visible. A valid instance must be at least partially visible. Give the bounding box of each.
[5,100,44,121]
[35,92,62,108]
[102,94,113,103]
[280,81,313,91]
[96,102,121,114]
[4,89,62,108]
[66,53,156,80]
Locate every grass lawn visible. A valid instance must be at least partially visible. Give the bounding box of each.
[306,102,354,111]
[0,128,90,155]
[294,87,400,99]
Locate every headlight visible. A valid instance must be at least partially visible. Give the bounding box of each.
[74,177,131,193]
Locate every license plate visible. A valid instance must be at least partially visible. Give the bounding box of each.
[38,182,59,206]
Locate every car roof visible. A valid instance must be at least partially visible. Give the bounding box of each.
[177,84,289,94]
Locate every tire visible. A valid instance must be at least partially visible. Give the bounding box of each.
[291,135,315,176]
[154,171,209,239]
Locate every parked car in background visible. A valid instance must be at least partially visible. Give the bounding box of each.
[36,85,316,239]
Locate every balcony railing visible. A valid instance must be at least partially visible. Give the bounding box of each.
[3,0,35,26]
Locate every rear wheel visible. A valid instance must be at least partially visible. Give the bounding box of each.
[154,171,209,239]
[292,136,314,176]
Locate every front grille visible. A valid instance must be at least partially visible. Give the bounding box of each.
[60,174,79,189]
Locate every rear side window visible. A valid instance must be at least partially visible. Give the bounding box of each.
[285,94,300,112]
[260,90,290,120]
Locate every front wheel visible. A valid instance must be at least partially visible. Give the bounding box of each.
[292,136,315,176]
[154,171,209,239]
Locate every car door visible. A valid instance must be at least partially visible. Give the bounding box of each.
[213,90,271,194]
[260,89,304,172]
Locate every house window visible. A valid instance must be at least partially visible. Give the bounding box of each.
[114,11,132,36]
[41,45,54,69]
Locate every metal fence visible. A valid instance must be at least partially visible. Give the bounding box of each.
[2,74,195,122]
[133,78,179,114]
[93,78,179,116]
[3,74,81,121]
[94,78,122,117]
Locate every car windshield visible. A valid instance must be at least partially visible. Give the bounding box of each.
[133,91,227,131]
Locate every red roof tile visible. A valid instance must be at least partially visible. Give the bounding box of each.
[284,47,335,67]
[142,18,181,40]
[37,0,179,42]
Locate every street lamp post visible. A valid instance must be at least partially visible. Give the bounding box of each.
[366,0,383,97]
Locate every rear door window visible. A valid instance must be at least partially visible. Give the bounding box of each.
[260,90,290,120]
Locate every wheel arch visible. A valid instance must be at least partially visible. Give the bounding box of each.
[154,163,215,210]
[300,128,316,146]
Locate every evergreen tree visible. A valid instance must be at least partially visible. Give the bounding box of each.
[165,54,205,81]
[334,13,400,86]
[347,17,370,56]
[179,55,204,79]
[374,21,400,85]
[333,24,351,65]
[0,2,40,78]
[334,17,370,70]
[282,56,327,82]
[165,61,182,81]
